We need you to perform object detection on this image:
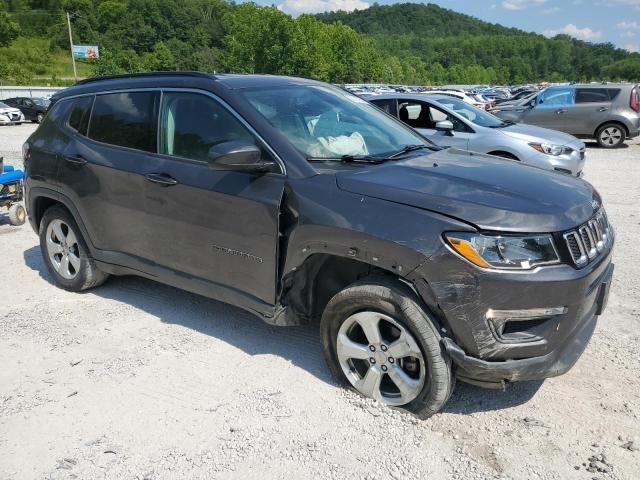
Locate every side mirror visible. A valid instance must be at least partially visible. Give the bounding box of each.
[207,141,275,173]
[435,120,454,135]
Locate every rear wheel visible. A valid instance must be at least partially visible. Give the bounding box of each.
[596,123,625,148]
[39,205,109,291]
[8,203,26,226]
[320,277,454,418]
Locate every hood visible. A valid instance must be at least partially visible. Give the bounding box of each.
[336,148,600,232]
[0,106,21,115]
[500,123,583,147]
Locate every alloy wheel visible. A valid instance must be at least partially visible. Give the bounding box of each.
[600,127,622,146]
[336,311,426,406]
[45,219,81,280]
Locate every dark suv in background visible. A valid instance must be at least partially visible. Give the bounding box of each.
[492,84,640,148]
[3,97,49,123]
[24,73,614,417]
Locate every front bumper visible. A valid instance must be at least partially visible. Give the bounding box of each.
[412,238,614,384]
[441,262,613,383]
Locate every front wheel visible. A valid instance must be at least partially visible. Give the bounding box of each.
[320,277,454,418]
[39,205,109,291]
[596,123,625,148]
[35,113,44,124]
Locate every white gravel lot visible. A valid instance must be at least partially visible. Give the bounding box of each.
[1,123,639,480]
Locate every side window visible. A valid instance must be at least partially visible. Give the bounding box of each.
[607,89,621,101]
[89,92,159,152]
[159,92,270,166]
[575,88,609,103]
[538,87,575,107]
[67,96,93,135]
[371,99,397,117]
[401,101,471,133]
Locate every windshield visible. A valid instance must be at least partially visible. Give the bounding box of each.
[241,85,430,160]
[32,97,50,106]
[431,97,504,127]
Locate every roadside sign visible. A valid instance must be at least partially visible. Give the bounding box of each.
[72,45,99,60]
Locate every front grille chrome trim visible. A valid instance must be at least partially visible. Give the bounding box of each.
[563,209,612,267]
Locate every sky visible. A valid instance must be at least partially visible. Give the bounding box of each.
[243,0,640,52]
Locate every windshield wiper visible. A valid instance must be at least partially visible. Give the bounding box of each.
[307,154,388,164]
[388,144,435,158]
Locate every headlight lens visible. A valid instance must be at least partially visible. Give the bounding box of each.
[445,232,560,270]
[529,142,570,156]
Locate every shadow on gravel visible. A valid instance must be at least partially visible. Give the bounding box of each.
[444,380,543,414]
[585,141,629,150]
[24,245,543,414]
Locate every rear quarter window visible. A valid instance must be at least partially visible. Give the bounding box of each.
[67,96,94,135]
[88,92,159,152]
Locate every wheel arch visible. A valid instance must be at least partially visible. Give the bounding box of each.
[28,189,95,252]
[487,150,520,161]
[594,119,629,139]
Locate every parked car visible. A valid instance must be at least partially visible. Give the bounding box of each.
[425,90,490,110]
[24,72,614,417]
[366,93,586,176]
[2,97,48,123]
[0,102,25,125]
[491,84,640,148]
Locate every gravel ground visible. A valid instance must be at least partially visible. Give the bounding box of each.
[1,123,639,480]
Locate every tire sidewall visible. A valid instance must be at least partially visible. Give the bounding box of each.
[320,279,453,418]
[39,206,92,291]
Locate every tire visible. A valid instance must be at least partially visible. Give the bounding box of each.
[8,203,26,226]
[35,113,44,124]
[596,123,625,148]
[39,205,109,291]
[320,276,454,419]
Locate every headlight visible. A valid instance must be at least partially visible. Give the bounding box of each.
[444,232,560,270]
[529,142,571,156]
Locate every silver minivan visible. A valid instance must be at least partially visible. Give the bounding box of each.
[491,84,640,148]
[366,93,586,176]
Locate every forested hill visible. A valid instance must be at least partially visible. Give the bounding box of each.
[0,0,638,87]
[316,2,525,37]
[316,2,640,83]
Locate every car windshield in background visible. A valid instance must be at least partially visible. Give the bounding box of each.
[431,96,504,128]
[242,85,430,161]
[32,97,50,106]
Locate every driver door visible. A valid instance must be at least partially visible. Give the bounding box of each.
[144,90,285,306]
[521,87,575,132]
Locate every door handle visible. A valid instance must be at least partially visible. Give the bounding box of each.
[555,109,567,115]
[145,173,178,186]
[597,107,608,112]
[65,155,87,166]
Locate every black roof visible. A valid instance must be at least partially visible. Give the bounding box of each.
[52,72,324,101]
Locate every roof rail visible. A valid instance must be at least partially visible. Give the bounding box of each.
[73,71,216,86]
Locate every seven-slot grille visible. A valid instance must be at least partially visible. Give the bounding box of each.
[563,210,612,267]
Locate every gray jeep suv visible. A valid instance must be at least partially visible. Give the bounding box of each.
[492,84,640,148]
[24,73,614,418]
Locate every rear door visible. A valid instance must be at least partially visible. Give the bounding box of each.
[521,86,576,132]
[143,90,284,305]
[58,91,158,260]
[563,88,615,135]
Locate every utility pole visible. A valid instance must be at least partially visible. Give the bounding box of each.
[66,11,77,82]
